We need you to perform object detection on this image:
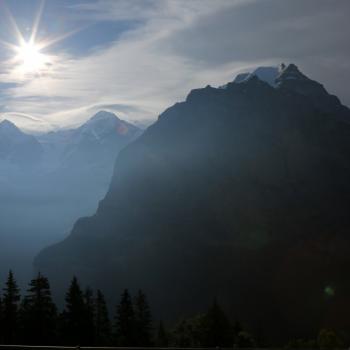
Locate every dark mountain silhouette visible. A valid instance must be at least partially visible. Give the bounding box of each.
[35,64,350,343]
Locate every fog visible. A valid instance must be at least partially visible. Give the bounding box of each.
[0,111,141,287]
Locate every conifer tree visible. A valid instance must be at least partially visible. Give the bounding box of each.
[114,289,135,346]
[201,299,233,347]
[171,319,193,347]
[83,287,96,345]
[18,296,31,343]
[2,270,21,344]
[0,296,3,344]
[19,273,57,345]
[156,321,169,347]
[233,321,243,346]
[61,276,86,345]
[95,289,111,346]
[134,289,153,346]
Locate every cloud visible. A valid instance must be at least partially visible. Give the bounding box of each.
[68,0,245,22]
[1,0,350,132]
[0,112,55,133]
[2,0,255,131]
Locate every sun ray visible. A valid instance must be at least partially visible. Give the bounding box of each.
[0,38,19,51]
[30,0,46,45]
[37,26,86,51]
[2,3,25,46]
[0,0,82,77]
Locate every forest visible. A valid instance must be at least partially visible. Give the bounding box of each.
[0,271,345,348]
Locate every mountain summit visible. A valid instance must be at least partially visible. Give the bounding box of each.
[36,65,350,342]
[234,63,327,90]
[0,119,21,133]
[76,110,139,143]
[233,63,346,117]
[276,63,309,83]
[0,119,43,164]
[233,65,281,86]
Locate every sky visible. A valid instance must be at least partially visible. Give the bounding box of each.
[0,0,349,133]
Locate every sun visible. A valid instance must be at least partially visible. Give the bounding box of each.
[0,0,80,78]
[14,41,50,73]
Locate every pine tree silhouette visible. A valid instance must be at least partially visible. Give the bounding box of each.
[0,273,245,347]
[156,321,169,347]
[202,299,233,347]
[114,289,135,346]
[2,270,21,344]
[83,287,96,345]
[19,273,57,345]
[172,319,193,347]
[61,276,86,345]
[0,296,3,344]
[134,289,153,346]
[95,289,111,346]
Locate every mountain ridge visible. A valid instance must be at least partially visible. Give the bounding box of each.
[36,64,350,342]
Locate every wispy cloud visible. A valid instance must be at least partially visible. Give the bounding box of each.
[1,0,256,131]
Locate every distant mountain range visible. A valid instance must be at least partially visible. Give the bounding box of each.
[0,111,141,285]
[37,111,141,169]
[0,110,141,169]
[0,119,43,165]
[35,63,350,343]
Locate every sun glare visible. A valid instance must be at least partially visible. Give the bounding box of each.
[0,1,80,78]
[14,41,50,73]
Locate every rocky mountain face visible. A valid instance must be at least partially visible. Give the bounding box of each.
[35,65,350,342]
[0,111,140,286]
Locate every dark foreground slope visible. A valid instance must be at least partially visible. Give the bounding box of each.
[36,65,350,342]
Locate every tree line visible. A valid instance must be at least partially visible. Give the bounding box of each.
[0,270,250,347]
[0,270,345,347]
[0,271,153,346]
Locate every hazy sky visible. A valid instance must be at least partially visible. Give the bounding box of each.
[0,0,349,132]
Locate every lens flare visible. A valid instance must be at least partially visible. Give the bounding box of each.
[324,285,335,297]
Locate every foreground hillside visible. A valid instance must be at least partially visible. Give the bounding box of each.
[36,64,350,342]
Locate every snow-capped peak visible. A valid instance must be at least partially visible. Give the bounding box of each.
[77,111,120,138]
[233,65,282,87]
[84,111,124,127]
[231,63,309,88]
[72,111,140,144]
